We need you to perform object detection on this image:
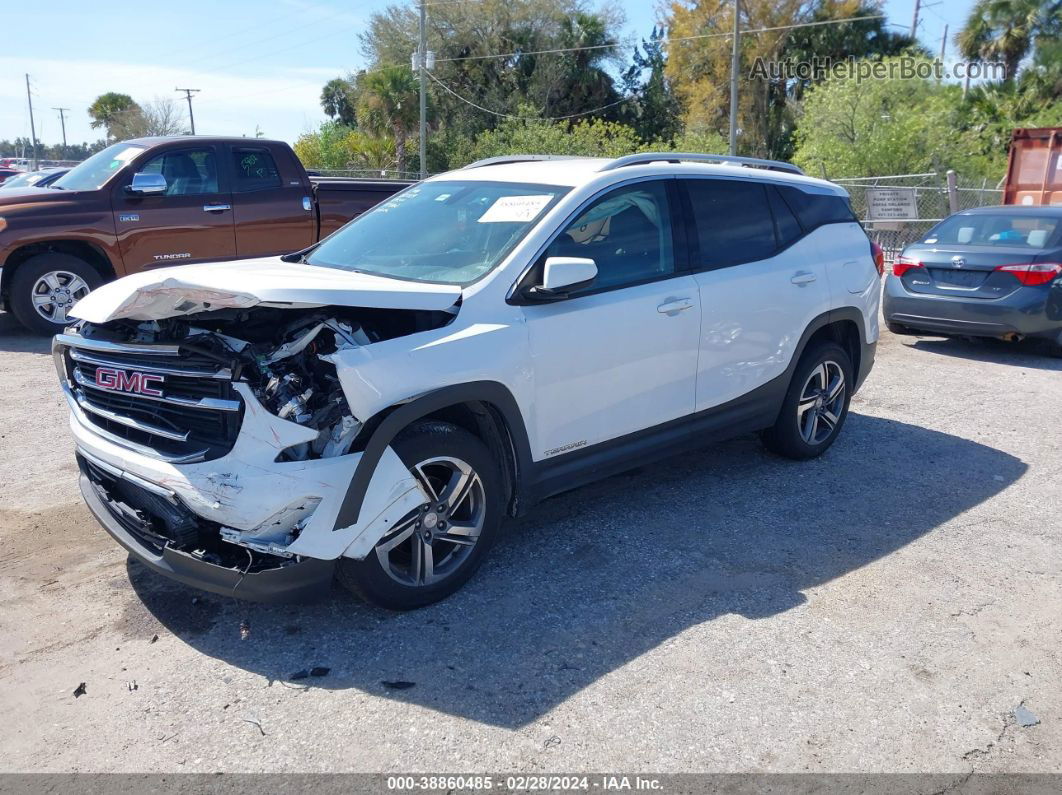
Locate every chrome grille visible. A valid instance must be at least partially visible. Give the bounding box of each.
[56,333,243,463]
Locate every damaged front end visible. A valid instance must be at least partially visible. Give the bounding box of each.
[56,303,453,600]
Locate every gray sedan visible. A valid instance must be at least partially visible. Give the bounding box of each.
[883,205,1062,354]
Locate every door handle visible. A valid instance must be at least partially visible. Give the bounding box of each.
[657,297,694,315]
[203,204,231,213]
[790,270,817,285]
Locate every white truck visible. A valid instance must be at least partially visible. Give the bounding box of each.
[54,153,881,609]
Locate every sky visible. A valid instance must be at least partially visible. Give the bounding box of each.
[0,0,972,148]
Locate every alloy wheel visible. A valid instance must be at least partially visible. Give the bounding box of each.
[797,360,846,445]
[374,455,486,587]
[31,270,91,324]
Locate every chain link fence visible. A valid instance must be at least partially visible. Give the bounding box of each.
[833,172,1003,264]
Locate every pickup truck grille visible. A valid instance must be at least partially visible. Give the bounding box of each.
[55,333,243,463]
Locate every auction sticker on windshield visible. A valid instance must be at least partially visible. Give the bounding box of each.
[478,195,554,223]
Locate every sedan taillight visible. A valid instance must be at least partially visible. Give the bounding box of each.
[994,262,1062,287]
[893,255,924,277]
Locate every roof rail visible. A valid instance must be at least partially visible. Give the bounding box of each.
[464,155,590,169]
[599,152,804,176]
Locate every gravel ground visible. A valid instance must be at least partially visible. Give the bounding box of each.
[0,308,1059,774]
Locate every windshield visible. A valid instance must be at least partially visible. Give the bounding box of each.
[52,143,145,191]
[304,180,568,284]
[0,172,39,189]
[925,213,1061,249]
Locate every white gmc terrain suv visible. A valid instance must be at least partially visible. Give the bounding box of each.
[54,153,881,609]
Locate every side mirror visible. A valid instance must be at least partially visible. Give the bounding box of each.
[526,256,598,301]
[125,172,167,195]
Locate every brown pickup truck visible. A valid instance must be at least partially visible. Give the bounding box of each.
[0,136,412,333]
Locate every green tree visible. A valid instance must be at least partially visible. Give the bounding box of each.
[957,0,1062,84]
[87,93,140,140]
[663,0,921,159]
[792,57,966,178]
[359,0,626,144]
[356,65,422,173]
[321,77,359,126]
[622,26,682,143]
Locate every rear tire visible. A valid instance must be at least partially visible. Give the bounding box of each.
[761,341,853,460]
[10,253,102,335]
[336,421,503,610]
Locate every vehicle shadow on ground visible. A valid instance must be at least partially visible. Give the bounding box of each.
[905,335,1062,371]
[128,412,1026,728]
[0,312,50,354]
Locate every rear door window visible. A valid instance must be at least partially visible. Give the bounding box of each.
[232,148,282,192]
[685,179,776,268]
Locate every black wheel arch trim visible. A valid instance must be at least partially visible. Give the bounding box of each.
[332,381,533,530]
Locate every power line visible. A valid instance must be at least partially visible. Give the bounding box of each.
[434,14,887,63]
[427,71,630,120]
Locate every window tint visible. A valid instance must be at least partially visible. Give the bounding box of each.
[545,181,675,292]
[686,179,776,267]
[776,185,856,231]
[232,148,281,192]
[924,213,1060,248]
[139,149,218,196]
[768,185,802,248]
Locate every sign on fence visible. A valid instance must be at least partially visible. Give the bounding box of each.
[865,187,919,221]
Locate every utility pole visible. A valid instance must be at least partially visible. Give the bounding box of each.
[728,0,741,155]
[25,74,39,170]
[175,87,200,135]
[939,24,948,61]
[53,107,69,150]
[910,0,921,41]
[418,0,427,179]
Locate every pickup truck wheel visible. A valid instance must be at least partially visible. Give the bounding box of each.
[10,253,102,335]
[336,421,503,610]
[761,341,853,460]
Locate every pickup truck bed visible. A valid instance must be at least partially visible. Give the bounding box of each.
[312,178,414,239]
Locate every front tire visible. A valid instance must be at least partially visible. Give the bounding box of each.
[336,421,503,610]
[761,341,853,460]
[10,253,102,335]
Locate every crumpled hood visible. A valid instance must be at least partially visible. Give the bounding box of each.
[71,256,462,322]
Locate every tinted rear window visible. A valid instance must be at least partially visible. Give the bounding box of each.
[924,213,1060,248]
[776,185,856,231]
[686,179,777,267]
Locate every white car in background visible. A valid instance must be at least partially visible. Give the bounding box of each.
[54,153,881,609]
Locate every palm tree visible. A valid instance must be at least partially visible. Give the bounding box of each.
[357,66,421,174]
[957,0,1061,84]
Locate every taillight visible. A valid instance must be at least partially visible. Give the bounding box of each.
[994,262,1062,287]
[870,242,885,276]
[893,255,923,277]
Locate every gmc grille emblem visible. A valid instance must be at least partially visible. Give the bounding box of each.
[94,367,165,397]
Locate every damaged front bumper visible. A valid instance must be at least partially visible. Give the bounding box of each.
[79,461,335,602]
[63,378,428,601]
